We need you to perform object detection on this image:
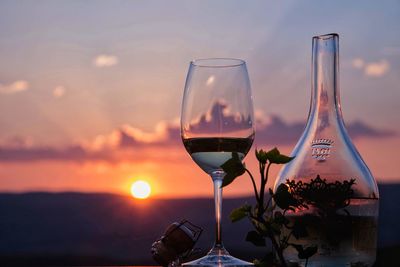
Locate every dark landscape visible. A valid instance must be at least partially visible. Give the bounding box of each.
[0,184,399,266]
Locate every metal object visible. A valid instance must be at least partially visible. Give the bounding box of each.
[151,220,203,267]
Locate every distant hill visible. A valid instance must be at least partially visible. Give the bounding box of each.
[0,183,399,266]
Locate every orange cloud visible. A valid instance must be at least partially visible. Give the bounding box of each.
[53,86,66,98]
[0,80,29,94]
[365,60,390,77]
[352,58,365,69]
[352,58,390,77]
[0,111,395,163]
[93,54,119,67]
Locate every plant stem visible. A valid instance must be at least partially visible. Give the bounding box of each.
[256,161,288,266]
[258,164,266,218]
[282,230,293,248]
[264,163,272,185]
[269,232,288,267]
[263,195,273,213]
[245,169,260,203]
[258,163,272,218]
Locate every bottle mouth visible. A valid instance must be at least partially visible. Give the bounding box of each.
[190,58,245,68]
[313,33,339,40]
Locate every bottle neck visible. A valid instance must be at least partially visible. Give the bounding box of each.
[308,34,343,131]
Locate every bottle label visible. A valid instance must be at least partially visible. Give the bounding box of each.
[311,139,334,161]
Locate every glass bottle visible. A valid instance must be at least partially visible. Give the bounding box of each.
[274,34,379,267]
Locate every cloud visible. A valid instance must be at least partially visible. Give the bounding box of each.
[365,60,390,77]
[93,54,119,67]
[0,80,29,94]
[187,101,253,135]
[382,46,400,56]
[85,121,181,152]
[346,120,395,139]
[0,144,112,162]
[352,58,365,69]
[0,123,181,163]
[0,136,33,149]
[0,103,395,163]
[254,115,396,145]
[254,115,304,145]
[352,58,390,77]
[53,86,66,98]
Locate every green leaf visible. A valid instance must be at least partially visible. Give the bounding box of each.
[273,211,289,225]
[255,149,268,164]
[256,221,268,235]
[273,183,298,210]
[221,172,240,188]
[252,258,271,267]
[270,221,282,235]
[253,253,274,267]
[291,244,318,259]
[300,245,318,259]
[246,231,266,247]
[230,204,251,222]
[252,259,267,267]
[265,147,294,164]
[221,152,246,188]
[292,219,308,239]
[291,244,304,258]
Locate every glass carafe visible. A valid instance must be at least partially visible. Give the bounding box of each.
[274,34,379,267]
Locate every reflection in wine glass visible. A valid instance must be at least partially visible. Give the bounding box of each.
[181,58,255,266]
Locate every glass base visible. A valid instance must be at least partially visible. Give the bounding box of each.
[183,246,253,267]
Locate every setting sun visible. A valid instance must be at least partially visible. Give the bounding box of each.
[131,180,151,199]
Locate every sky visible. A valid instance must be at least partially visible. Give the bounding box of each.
[0,0,399,198]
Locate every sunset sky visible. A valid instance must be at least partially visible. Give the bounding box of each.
[0,0,399,197]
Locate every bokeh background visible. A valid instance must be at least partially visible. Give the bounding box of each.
[0,0,399,266]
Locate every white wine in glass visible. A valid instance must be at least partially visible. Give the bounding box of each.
[181,58,255,266]
[183,137,253,174]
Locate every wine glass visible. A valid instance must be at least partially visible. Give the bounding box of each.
[181,58,255,266]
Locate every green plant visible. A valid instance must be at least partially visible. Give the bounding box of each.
[221,148,357,267]
[221,148,314,267]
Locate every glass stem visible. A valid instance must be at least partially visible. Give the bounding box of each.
[212,172,224,248]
